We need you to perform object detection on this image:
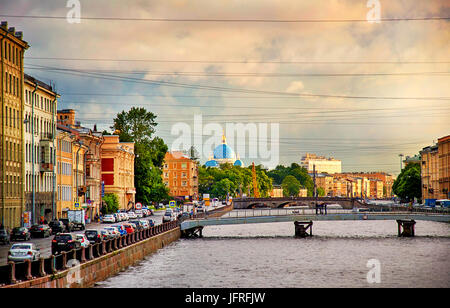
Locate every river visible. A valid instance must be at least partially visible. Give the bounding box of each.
[95,212,450,288]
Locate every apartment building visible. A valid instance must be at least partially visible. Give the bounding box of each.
[101,135,135,210]
[162,151,198,200]
[23,73,59,224]
[0,21,29,228]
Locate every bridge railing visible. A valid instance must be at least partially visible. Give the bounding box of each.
[189,206,449,220]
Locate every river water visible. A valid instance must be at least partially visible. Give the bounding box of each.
[95,212,450,288]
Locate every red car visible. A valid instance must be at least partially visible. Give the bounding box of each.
[123,224,135,234]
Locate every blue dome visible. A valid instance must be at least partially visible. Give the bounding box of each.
[234,160,243,167]
[213,144,235,159]
[205,160,219,167]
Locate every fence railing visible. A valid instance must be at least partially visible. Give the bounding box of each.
[0,220,179,287]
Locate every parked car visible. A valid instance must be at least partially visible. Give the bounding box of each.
[163,209,176,223]
[59,219,74,233]
[139,220,150,229]
[121,213,129,221]
[10,227,31,241]
[134,210,144,218]
[8,243,41,262]
[85,229,103,243]
[104,227,120,238]
[129,220,144,231]
[113,213,120,222]
[127,211,137,219]
[75,234,90,248]
[51,233,81,255]
[122,224,135,234]
[112,225,127,236]
[30,224,52,238]
[0,229,10,245]
[100,229,114,240]
[48,220,66,234]
[102,214,116,223]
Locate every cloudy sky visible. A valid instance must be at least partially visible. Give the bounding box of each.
[2,0,449,173]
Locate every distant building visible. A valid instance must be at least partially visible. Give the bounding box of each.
[300,153,341,174]
[163,151,198,200]
[101,135,135,210]
[403,154,421,167]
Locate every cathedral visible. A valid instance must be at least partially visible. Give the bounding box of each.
[204,134,244,167]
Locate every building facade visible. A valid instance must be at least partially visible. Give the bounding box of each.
[101,135,135,210]
[420,144,439,200]
[23,74,58,224]
[163,151,198,200]
[0,22,29,228]
[438,135,450,199]
[300,153,342,174]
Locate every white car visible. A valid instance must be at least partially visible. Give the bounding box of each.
[102,214,116,223]
[75,234,90,248]
[104,227,120,238]
[134,210,143,218]
[127,211,137,219]
[8,243,41,262]
[162,210,176,222]
[139,220,150,229]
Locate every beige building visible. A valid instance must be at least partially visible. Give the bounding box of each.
[23,74,59,224]
[0,22,29,228]
[101,135,135,210]
[420,144,439,200]
[300,153,341,174]
[438,135,450,200]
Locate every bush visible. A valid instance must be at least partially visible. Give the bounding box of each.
[102,193,120,214]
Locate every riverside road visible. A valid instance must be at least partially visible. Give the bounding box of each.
[0,212,165,265]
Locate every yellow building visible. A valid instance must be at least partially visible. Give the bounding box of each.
[300,153,342,174]
[438,135,450,199]
[55,126,88,218]
[101,135,135,210]
[420,144,439,200]
[1,22,29,228]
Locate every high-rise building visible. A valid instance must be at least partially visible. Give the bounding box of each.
[163,151,198,200]
[300,153,341,174]
[1,22,29,228]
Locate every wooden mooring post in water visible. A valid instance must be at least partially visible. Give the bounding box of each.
[396,220,416,237]
[294,221,313,238]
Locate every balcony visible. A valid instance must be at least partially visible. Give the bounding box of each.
[40,132,54,141]
[40,163,54,173]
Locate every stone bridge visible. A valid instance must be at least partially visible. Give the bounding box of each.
[232,197,366,209]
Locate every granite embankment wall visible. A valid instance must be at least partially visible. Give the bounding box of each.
[1,224,180,288]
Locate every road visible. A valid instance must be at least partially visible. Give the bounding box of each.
[0,211,165,265]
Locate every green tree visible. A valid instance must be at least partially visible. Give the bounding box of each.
[392,163,421,202]
[102,193,119,214]
[111,107,169,203]
[317,187,325,197]
[267,164,313,196]
[282,175,301,197]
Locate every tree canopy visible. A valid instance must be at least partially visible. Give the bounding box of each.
[267,163,313,196]
[282,175,301,197]
[110,107,169,204]
[392,163,421,202]
[198,163,272,199]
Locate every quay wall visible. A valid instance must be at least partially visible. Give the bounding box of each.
[2,227,181,288]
